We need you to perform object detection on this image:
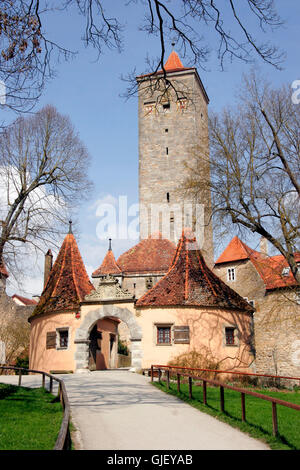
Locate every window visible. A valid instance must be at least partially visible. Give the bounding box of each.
[57,328,69,349]
[225,327,235,345]
[165,128,168,133]
[227,268,236,281]
[157,326,171,345]
[146,277,153,290]
[243,297,255,308]
[166,147,169,155]
[173,326,190,344]
[162,102,170,111]
[282,267,290,276]
[166,192,170,203]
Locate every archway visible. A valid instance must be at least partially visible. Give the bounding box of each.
[74,304,142,372]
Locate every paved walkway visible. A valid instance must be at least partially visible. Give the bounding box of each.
[0,370,269,450]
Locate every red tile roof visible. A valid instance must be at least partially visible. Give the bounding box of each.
[30,233,94,318]
[136,229,253,311]
[136,51,193,79]
[215,236,300,290]
[117,233,177,274]
[92,249,122,277]
[164,51,185,71]
[0,259,9,278]
[12,294,37,306]
[215,236,255,264]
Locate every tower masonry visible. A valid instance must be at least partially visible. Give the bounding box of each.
[137,51,214,266]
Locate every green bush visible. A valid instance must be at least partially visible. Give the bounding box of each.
[15,356,29,374]
[118,339,129,356]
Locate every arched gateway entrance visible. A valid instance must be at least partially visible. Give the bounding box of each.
[74,304,143,372]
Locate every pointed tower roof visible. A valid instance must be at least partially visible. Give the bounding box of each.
[164,51,185,71]
[30,232,94,318]
[92,240,122,277]
[215,236,257,264]
[136,229,253,311]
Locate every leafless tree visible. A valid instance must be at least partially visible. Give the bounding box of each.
[0,104,91,276]
[0,1,284,112]
[184,72,300,284]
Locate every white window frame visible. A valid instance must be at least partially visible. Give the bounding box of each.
[227,267,236,282]
[56,327,70,350]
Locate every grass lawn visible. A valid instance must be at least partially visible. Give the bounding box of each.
[153,379,300,450]
[0,383,63,450]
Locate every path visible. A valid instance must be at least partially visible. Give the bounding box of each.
[0,369,269,450]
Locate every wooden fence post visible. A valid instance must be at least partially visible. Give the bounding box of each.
[272,402,278,436]
[167,370,170,389]
[158,368,161,382]
[42,373,45,389]
[188,376,193,399]
[18,369,22,386]
[177,374,180,393]
[203,380,207,405]
[220,386,225,412]
[241,393,246,422]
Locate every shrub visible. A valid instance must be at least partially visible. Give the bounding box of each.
[118,339,129,356]
[14,355,29,374]
[167,349,220,380]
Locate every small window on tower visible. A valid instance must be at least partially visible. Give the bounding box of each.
[166,192,170,203]
[166,147,169,155]
[227,268,236,282]
[162,102,170,112]
[165,128,168,133]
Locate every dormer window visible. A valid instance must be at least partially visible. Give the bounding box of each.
[282,267,290,276]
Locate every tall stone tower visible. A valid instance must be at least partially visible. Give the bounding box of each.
[137,51,214,266]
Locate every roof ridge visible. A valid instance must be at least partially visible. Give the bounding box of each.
[70,234,81,302]
[52,236,68,298]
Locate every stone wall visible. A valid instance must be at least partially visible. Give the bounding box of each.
[138,69,214,266]
[213,259,300,383]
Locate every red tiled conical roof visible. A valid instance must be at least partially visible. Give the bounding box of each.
[136,229,253,311]
[92,249,122,277]
[164,51,185,71]
[30,233,94,318]
[117,233,176,274]
[215,236,256,264]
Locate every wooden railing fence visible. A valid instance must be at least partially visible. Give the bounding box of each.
[0,366,71,450]
[151,365,300,437]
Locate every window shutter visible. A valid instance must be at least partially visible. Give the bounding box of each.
[173,326,190,344]
[46,331,56,349]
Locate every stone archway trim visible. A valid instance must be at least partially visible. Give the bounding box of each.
[74,304,142,372]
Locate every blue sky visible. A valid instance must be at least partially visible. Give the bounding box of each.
[3,1,300,296]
